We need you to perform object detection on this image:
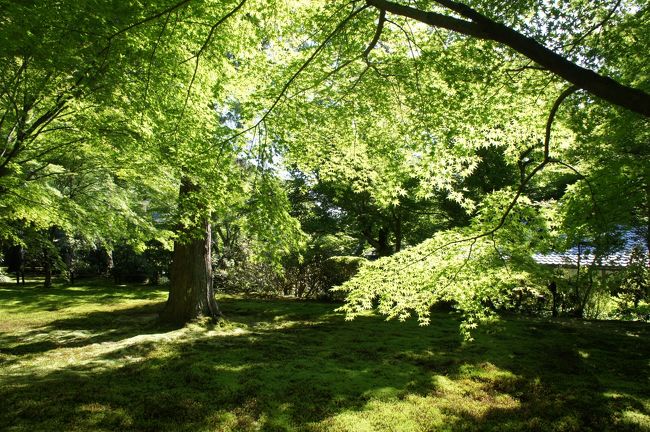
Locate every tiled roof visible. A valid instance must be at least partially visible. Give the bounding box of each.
[533,230,648,268]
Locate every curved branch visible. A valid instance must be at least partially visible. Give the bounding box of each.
[543,85,578,159]
[108,0,194,40]
[398,86,578,270]
[549,159,601,217]
[366,0,650,117]
[202,5,368,156]
[363,9,386,60]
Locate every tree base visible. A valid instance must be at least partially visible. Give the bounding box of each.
[159,219,221,326]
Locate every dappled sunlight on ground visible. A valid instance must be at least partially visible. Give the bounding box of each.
[1,281,649,431]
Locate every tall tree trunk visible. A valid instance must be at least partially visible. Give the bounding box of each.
[161,219,220,324]
[105,248,114,278]
[16,246,25,285]
[160,178,221,325]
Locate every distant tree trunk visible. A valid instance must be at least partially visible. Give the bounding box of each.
[548,280,558,318]
[376,228,392,257]
[160,178,221,325]
[15,246,25,285]
[394,212,403,253]
[364,226,393,257]
[353,239,366,255]
[578,270,595,318]
[43,258,52,289]
[100,246,115,277]
[573,245,584,318]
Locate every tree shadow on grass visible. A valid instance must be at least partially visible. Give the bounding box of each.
[0,280,166,313]
[1,297,649,431]
[0,296,339,359]
[0,302,173,359]
[445,318,650,431]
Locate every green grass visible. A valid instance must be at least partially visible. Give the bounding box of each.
[1,280,649,431]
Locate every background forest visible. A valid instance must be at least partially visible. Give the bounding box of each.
[1,0,649,430]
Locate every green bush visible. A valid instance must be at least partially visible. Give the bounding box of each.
[320,256,367,300]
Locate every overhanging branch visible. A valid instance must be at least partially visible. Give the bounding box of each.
[366,0,650,117]
[398,85,578,270]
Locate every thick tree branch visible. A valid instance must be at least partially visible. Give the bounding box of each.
[365,0,650,117]
[363,9,386,60]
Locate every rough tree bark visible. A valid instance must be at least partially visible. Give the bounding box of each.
[160,179,221,325]
[365,0,650,117]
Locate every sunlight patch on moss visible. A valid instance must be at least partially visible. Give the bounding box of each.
[1,285,649,431]
[322,396,447,432]
[620,410,650,429]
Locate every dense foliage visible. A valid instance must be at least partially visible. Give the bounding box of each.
[0,0,648,330]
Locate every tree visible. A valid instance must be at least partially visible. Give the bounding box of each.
[3,0,647,331]
[146,0,304,323]
[0,1,178,285]
[2,0,304,324]
[264,0,649,331]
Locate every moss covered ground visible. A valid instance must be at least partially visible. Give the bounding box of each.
[0,280,648,431]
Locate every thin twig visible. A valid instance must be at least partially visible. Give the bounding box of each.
[107,0,194,40]
[396,85,578,271]
[203,5,368,154]
[562,0,622,52]
[176,0,248,130]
